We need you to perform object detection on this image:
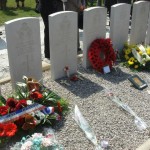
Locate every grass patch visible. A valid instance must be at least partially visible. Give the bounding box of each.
[0,0,40,26]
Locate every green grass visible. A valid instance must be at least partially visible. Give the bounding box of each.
[0,0,40,26]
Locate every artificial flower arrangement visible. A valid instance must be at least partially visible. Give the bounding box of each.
[123,43,150,70]
[11,128,63,150]
[0,76,69,147]
[88,38,116,73]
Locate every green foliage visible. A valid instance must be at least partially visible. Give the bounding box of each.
[0,0,40,26]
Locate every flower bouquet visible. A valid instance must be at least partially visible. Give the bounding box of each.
[11,128,63,150]
[123,43,150,71]
[0,76,69,147]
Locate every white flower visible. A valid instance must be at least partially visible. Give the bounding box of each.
[21,141,32,150]
[32,133,43,138]
[41,138,53,147]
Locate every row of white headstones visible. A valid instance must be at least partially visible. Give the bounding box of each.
[4,1,150,87]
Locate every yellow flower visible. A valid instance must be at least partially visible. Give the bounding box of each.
[128,57,135,65]
[146,47,150,55]
[125,54,129,60]
[125,49,131,55]
[134,65,139,69]
[138,51,143,55]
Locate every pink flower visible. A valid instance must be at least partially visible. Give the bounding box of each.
[21,141,32,150]
[42,138,52,147]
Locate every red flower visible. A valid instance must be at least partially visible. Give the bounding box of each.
[30,91,43,100]
[6,98,18,112]
[15,100,27,111]
[0,124,5,137]
[4,123,17,137]
[57,102,62,113]
[0,106,9,116]
[14,117,25,127]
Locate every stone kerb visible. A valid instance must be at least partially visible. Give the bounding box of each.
[5,17,42,88]
[110,3,131,53]
[82,7,107,69]
[49,11,77,80]
[130,1,150,44]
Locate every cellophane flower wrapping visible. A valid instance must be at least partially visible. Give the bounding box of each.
[104,88,147,131]
[73,105,103,150]
[10,128,63,150]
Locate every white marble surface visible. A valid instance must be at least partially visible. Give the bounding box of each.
[110,3,131,53]
[130,1,150,44]
[5,17,42,86]
[49,11,78,80]
[82,7,107,69]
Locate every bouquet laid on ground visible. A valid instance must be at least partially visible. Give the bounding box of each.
[73,105,103,150]
[123,43,150,70]
[11,128,63,150]
[103,87,147,131]
[0,76,69,146]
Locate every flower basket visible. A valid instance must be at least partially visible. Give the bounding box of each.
[0,76,69,147]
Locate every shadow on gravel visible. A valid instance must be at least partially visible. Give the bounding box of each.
[99,67,132,84]
[77,64,132,84]
[56,75,104,99]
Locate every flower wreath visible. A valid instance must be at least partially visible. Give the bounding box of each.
[88,38,116,72]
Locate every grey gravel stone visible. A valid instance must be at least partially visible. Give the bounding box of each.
[1,63,150,150]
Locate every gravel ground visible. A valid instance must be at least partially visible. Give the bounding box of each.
[1,63,150,150]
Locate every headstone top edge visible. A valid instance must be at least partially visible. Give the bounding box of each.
[134,1,150,4]
[112,3,131,7]
[5,17,38,25]
[85,6,106,11]
[50,11,77,17]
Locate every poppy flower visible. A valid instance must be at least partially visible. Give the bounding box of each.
[6,98,18,112]
[0,106,9,116]
[29,91,43,100]
[15,99,27,111]
[0,123,5,137]
[4,123,17,137]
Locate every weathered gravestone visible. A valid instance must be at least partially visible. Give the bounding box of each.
[130,1,150,44]
[82,7,107,68]
[49,11,77,80]
[5,17,42,87]
[145,10,150,45]
[110,3,131,52]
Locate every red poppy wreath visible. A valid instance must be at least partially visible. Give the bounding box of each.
[88,38,116,72]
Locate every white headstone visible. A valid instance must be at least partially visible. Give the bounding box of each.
[110,3,131,53]
[82,7,107,68]
[146,10,150,45]
[49,11,77,80]
[130,1,150,44]
[5,17,42,87]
